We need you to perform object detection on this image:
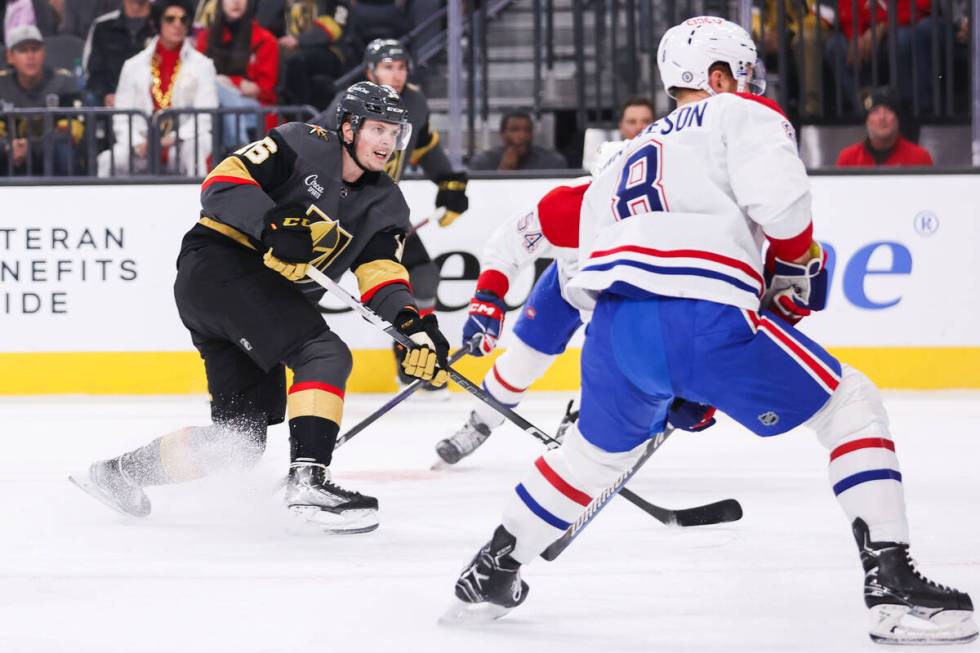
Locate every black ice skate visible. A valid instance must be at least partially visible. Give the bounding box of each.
[440,525,528,625]
[68,459,151,518]
[285,460,378,534]
[853,518,978,645]
[435,411,492,465]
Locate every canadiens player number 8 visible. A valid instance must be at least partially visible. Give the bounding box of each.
[611,139,668,219]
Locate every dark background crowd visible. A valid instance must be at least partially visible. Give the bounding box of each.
[0,0,971,177]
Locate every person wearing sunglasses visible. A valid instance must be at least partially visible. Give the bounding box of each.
[96,0,217,176]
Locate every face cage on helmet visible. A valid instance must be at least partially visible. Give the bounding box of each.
[346,114,414,151]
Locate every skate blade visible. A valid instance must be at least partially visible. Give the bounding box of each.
[430,458,455,471]
[869,605,979,645]
[438,599,512,626]
[287,505,379,535]
[68,473,149,518]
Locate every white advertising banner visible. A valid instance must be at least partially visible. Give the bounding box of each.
[2,175,978,354]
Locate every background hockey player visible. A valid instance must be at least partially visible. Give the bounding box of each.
[446,18,977,645]
[70,81,451,535]
[313,39,469,395]
[437,179,715,464]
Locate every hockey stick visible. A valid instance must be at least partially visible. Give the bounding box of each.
[305,266,739,526]
[406,207,447,238]
[334,342,475,450]
[541,427,675,561]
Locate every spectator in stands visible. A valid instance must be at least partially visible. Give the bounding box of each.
[270,0,356,110]
[825,0,934,114]
[60,0,118,40]
[84,0,153,106]
[754,1,832,116]
[836,87,933,167]
[0,25,81,175]
[2,0,61,42]
[469,111,567,171]
[618,96,654,140]
[196,0,278,153]
[97,0,217,176]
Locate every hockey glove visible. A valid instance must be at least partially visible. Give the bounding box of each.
[261,206,315,281]
[435,172,469,227]
[396,309,451,387]
[762,242,829,326]
[462,290,507,356]
[667,398,717,432]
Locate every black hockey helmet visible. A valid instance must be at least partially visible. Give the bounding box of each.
[335,81,413,153]
[364,38,412,72]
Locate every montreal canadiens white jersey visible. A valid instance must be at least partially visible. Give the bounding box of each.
[480,181,589,304]
[569,92,813,312]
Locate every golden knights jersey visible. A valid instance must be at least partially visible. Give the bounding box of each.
[184,121,414,318]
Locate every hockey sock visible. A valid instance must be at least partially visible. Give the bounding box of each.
[117,421,267,486]
[475,339,557,428]
[287,380,344,465]
[501,423,646,563]
[806,365,909,543]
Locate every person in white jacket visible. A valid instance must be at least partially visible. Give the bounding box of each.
[97,0,217,177]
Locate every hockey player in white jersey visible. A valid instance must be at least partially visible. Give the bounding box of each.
[435,178,715,464]
[446,17,976,645]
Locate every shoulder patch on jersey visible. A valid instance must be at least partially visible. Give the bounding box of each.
[734,92,788,119]
[306,123,331,141]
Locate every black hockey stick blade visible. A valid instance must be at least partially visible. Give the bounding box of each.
[619,489,742,527]
[672,498,743,527]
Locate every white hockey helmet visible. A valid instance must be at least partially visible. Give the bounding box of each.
[657,16,765,98]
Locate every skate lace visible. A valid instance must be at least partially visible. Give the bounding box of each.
[904,548,957,593]
[323,479,364,500]
[453,418,489,448]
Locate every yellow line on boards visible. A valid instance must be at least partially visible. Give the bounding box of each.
[1,348,978,394]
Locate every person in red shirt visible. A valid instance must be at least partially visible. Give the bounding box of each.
[836,87,933,167]
[196,0,280,153]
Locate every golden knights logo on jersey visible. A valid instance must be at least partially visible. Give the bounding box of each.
[296,204,352,284]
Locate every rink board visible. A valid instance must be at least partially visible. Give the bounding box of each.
[2,175,979,393]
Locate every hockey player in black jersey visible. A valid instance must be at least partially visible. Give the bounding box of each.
[314,39,469,395]
[70,82,451,534]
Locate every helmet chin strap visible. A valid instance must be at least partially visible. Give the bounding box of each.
[341,129,372,173]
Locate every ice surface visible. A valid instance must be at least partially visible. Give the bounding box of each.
[2,392,978,653]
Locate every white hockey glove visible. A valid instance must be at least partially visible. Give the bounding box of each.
[762,242,829,326]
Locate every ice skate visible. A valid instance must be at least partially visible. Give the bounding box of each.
[68,459,151,518]
[853,519,978,645]
[435,411,492,465]
[440,525,528,625]
[285,460,379,534]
